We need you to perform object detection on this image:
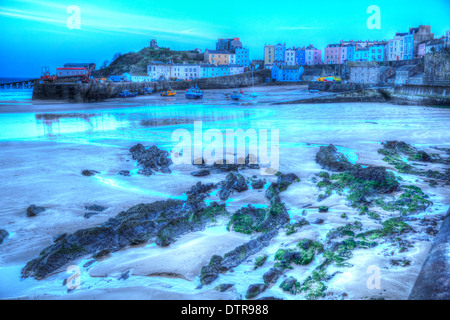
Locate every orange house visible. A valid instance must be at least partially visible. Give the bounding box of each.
[204,49,230,66]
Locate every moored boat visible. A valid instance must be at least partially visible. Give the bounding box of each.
[161,88,176,96]
[230,90,241,100]
[118,90,138,98]
[185,85,203,99]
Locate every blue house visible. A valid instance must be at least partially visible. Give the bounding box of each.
[235,48,250,67]
[217,65,231,77]
[271,65,304,81]
[368,45,386,62]
[295,48,306,66]
[274,44,286,65]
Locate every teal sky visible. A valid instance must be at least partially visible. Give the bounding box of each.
[1,0,449,77]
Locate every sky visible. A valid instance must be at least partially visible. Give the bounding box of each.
[0,0,449,78]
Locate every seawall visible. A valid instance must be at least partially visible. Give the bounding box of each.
[275,84,450,106]
[32,70,271,103]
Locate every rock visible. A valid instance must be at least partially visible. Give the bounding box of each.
[81,170,100,177]
[215,283,234,292]
[0,229,9,245]
[84,212,99,219]
[22,199,186,280]
[193,154,260,173]
[52,233,67,243]
[228,204,289,234]
[265,183,281,205]
[130,144,172,175]
[191,169,210,177]
[245,284,267,299]
[316,144,354,172]
[263,267,282,285]
[351,167,399,193]
[26,205,46,217]
[277,173,299,191]
[318,206,329,213]
[409,209,450,300]
[218,172,248,201]
[92,249,110,260]
[119,270,131,280]
[85,205,107,212]
[200,255,223,285]
[312,218,324,224]
[118,170,131,176]
[279,276,299,294]
[200,230,278,285]
[251,179,265,189]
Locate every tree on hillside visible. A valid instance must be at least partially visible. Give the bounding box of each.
[100,60,109,69]
[112,53,122,63]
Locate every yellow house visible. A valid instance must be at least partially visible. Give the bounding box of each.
[204,49,230,66]
[264,45,275,65]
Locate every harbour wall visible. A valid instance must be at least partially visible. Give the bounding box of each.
[32,70,271,103]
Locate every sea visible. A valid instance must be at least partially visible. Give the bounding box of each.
[0,77,34,105]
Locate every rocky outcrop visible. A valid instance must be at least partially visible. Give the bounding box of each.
[21,181,222,280]
[130,144,172,175]
[409,208,450,300]
[200,230,278,286]
[277,173,299,191]
[26,205,46,217]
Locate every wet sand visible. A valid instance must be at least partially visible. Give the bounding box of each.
[0,91,449,300]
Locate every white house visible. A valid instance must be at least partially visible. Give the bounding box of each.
[171,64,201,80]
[122,73,152,82]
[285,49,296,66]
[229,64,245,75]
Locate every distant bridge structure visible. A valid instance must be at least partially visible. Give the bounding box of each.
[0,79,38,89]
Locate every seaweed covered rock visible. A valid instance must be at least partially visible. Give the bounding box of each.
[277,173,300,191]
[316,144,354,172]
[227,203,289,234]
[0,229,9,245]
[200,255,223,285]
[245,284,267,299]
[274,239,323,269]
[280,276,300,295]
[130,144,172,175]
[251,179,265,189]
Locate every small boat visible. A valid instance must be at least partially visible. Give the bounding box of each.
[118,90,138,98]
[161,88,176,96]
[143,87,153,95]
[185,85,203,99]
[230,90,241,100]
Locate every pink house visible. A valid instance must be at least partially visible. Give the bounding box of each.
[305,45,322,65]
[324,44,340,64]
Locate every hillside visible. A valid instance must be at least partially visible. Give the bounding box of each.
[93,47,204,77]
